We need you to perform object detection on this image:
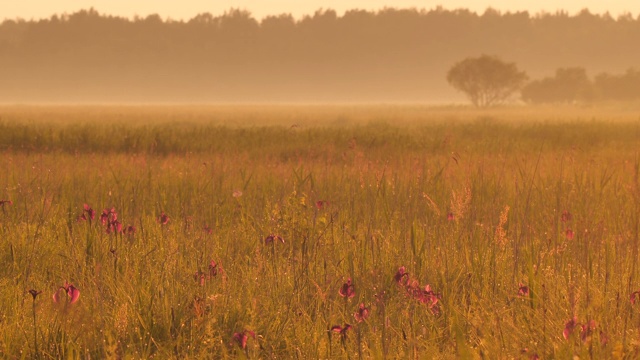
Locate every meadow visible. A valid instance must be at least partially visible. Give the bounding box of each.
[1,104,640,359]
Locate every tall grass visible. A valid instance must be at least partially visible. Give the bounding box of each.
[0,105,639,358]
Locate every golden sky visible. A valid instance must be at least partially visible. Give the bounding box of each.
[2,0,639,21]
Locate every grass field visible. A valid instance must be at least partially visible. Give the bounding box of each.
[1,104,640,359]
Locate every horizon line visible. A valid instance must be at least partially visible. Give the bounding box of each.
[2,5,639,23]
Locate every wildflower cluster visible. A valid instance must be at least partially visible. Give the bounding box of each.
[330,278,370,343]
[394,266,441,314]
[77,203,137,236]
[563,317,606,345]
[101,207,122,234]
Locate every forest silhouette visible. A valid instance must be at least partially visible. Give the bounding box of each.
[1,7,639,103]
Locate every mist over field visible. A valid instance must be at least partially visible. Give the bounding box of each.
[1,7,640,103]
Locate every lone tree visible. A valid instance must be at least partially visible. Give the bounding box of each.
[447,55,528,107]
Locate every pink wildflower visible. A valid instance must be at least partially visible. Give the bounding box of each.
[417,284,441,313]
[158,212,170,225]
[563,317,578,340]
[565,229,575,240]
[315,200,328,210]
[125,225,136,236]
[354,303,370,322]
[100,207,122,234]
[331,324,352,341]
[209,260,218,277]
[53,282,80,304]
[339,278,355,298]
[233,330,255,349]
[101,208,117,226]
[394,266,409,285]
[265,234,284,245]
[82,204,95,220]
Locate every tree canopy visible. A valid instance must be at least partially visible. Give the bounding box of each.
[447,55,528,107]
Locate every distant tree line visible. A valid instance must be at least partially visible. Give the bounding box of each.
[1,8,640,102]
[446,55,640,106]
[522,67,640,103]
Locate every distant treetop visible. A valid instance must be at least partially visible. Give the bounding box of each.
[447,55,528,107]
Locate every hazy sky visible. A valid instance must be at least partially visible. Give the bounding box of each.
[2,0,639,21]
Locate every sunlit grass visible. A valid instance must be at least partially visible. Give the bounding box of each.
[0,105,639,358]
